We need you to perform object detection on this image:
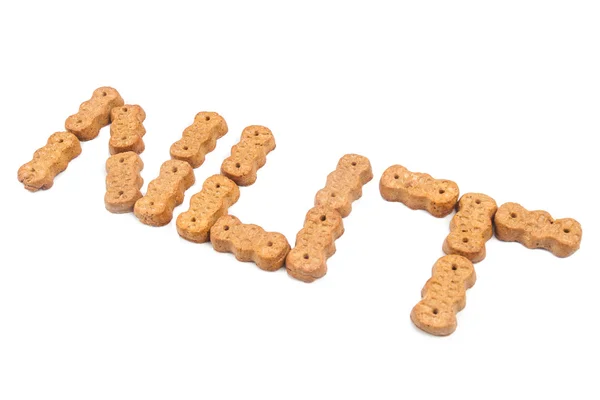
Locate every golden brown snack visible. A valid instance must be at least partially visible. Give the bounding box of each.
[379,164,459,218]
[494,202,582,257]
[170,112,228,168]
[210,215,290,271]
[105,152,144,213]
[18,132,82,192]
[109,105,146,155]
[285,206,345,283]
[65,87,124,141]
[220,125,276,186]
[410,255,476,336]
[133,160,195,226]
[443,193,497,263]
[314,154,373,217]
[176,175,240,243]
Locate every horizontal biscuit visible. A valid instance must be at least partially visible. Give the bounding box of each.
[170,112,228,168]
[109,105,146,154]
[105,152,144,213]
[65,86,124,141]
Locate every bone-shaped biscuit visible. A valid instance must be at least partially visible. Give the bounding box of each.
[176,175,240,243]
[109,105,146,155]
[170,112,228,168]
[133,160,195,226]
[285,206,345,283]
[410,255,476,336]
[65,87,124,141]
[314,154,373,217]
[494,202,582,257]
[210,215,290,271]
[18,132,82,192]
[379,164,459,217]
[442,193,497,263]
[220,125,276,186]
[105,152,144,213]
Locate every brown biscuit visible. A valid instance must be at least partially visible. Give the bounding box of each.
[18,132,82,192]
[170,112,228,168]
[210,215,290,271]
[410,255,476,336]
[65,87,124,141]
[494,202,582,257]
[105,152,144,213]
[442,193,497,263]
[133,160,195,226]
[285,206,345,283]
[379,164,459,218]
[220,125,276,186]
[109,105,146,155]
[314,154,373,217]
[176,175,240,243]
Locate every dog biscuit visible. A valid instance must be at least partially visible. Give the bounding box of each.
[109,105,146,154]
[65,87,124,141]
[170,112,228,168]
[18,132,82,192]
[410,255,476,336]
[105,152,144,213]
[176,175,240,243]
[379,165,459,217]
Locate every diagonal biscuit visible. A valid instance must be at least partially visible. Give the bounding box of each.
[170,112,228,168]
[65,87,124,141]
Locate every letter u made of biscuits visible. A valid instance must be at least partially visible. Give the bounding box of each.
[133,160,195,226]
[105,152,144,213]
[176,175,240,243]
[442,193,497,263]
[170,112,228,168]
[220,125,276,186]
[109,105,146,155]
[18,132,82,192]
[380,165,459,218]
[65,87,124,141]
[411,255,476,336]
[210,215,290,271]
[494,202,582,257]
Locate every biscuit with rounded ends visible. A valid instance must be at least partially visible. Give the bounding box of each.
[220,125,276,186]
[170,112,228,168]
[109,105,146,154]
[411,255,476,336]
[379,164,459,217]
[65,87,124,141]
[18,132,82,192]
[176,175,240,243]
[105,152,144,213]
[494,202,582,257]
[210,215,290,271]
[134,160,195,226]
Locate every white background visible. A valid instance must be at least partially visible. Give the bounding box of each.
[1,1,599,399]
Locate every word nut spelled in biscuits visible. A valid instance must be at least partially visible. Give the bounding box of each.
[109,105,146,155]
[170,112,228,168]
[65,87,124,141]
[105,152,144,213]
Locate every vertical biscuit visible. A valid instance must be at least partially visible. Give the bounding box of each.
[379,165,459,218]
[210,215,290,271]
[105,152,144,213]
[410,255,476,336]
[442,193,497,263]
[170,112,228,168]
[494,202,582,257]
[18,132,82,192]
[176,175,240,243]
[220,125,276,186]
[109,105,146,155]
[65,87,124,141]
[133,160,195,226]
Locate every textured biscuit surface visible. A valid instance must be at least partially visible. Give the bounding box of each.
[314,154,373,217]
[176,175,240,243]
[109,105,146,154]
[286,206,345,283]
[410,255,476,336]
[105,152,144,213]
[18,132,82,191]
[170,112,228,168]
[65,87,124,141]
[379,164,459,217]
[221,125,276,186]
[443,193,497,263]
[494,202,582,257]
[134,160,195,226]
[210,215,290,271]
